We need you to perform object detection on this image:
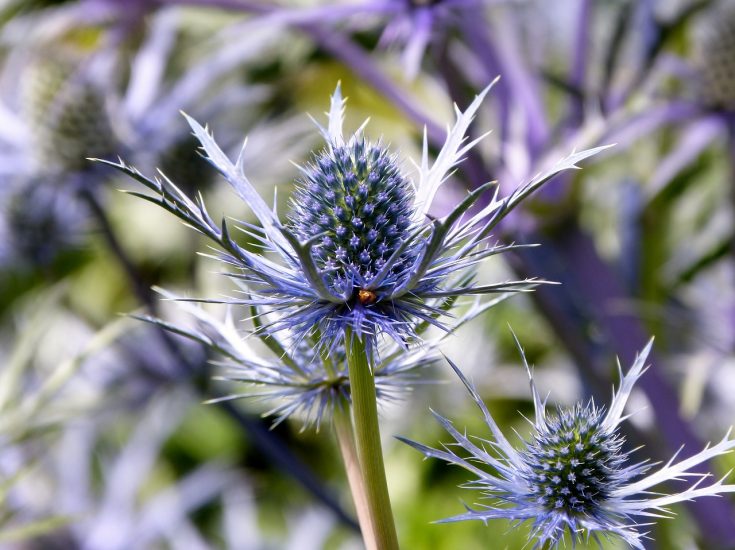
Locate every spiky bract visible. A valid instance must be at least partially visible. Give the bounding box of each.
[157,133,216,194]
[100,83,608,358]
[209,331,427,430]
[399,339,735,549]
[136,291,507,430]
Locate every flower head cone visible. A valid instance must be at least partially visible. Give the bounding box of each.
[399,337,735,548]
[100,82,609,359]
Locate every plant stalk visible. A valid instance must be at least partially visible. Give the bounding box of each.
[333,403,377,550]
[344,329,399,550]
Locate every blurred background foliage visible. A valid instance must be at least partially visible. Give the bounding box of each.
[0,0,734,548]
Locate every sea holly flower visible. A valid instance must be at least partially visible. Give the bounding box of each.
[98,82,608,358]
[399,338,735,548]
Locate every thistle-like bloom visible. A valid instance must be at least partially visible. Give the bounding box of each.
[399,339,735,548]
[101,83,607,357]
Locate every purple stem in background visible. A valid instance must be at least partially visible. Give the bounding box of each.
[568,0,591,128]
[164,0,446,143]
[301,24,446,145]
[604,100,701,145]
[649,115,725,197]
[726,113,735,277]
[161,0,401,25]
[457,11,511,145]
[727,113,735,356]
[401,6,434,81]
[604,0,657,111]
[636,0,660,77]
[506,245,608,396]
[460,6,549,158]
[155,0,275,11]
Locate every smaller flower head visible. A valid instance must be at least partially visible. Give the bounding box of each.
[399,336,735,548]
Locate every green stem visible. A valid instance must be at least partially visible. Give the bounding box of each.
[333,403,376,550]
[344,329,399,550]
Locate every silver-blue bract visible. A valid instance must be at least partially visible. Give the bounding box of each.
[98,82,609,358]
[399,339,735,549]
[138,289,507,430]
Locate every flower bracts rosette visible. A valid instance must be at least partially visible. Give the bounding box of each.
[97,82,609,359]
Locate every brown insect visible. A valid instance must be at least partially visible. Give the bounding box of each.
[357,289,377,305]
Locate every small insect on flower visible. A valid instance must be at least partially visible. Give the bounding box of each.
[357,288,378,305]
[398,336,735,549]
[97,82,608,359]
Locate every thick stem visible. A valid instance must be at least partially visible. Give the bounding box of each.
[344,329,399,550]
[333,403,376,550]
[568,0,591,128]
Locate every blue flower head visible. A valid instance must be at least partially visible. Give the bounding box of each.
[100,82,608,359]
[399,337,735,548]
[287,136,417,311]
